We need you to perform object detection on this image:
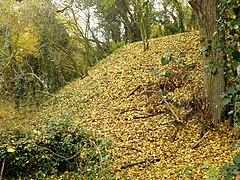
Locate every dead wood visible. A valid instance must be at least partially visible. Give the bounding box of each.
[171,124,182,142]
[121,158,161,169]
[0,158,5,180]
[192,131,210,149]
[126,85,141,98]
[132,113,162,120]
[160,92,183,124]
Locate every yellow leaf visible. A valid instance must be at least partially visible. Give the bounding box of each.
[7,146,15,153]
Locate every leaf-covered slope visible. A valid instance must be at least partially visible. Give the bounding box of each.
[38,32,239,179]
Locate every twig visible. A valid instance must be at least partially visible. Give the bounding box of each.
[160,120,178,125]
[0,158,6,180]
[89,139,103,171]
[121,158,161,169]
[171,125,181,142]
[159,91,183,141]
[36,144,85,161]
[35,90,55,97]
[132,113,161,120]
[162,99,182,123]
[159,91,182,123]
[57,0,74,13]
[192,131,210,149]
[118,146,142,152]
[126,85,141,98]
[121,160,146,169]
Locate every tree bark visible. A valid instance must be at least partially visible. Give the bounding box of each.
[189,0,225,121]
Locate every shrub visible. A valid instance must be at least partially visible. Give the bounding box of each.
[0,114,114,179]
[220,154,240,180]
[108,41,125,54]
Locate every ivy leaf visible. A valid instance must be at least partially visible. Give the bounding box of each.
[161,57,170,65]
[163,70,173,78]
[210,67,218,75]
[227,87,237,95]
[233,154,240,164]
[235,76,240,84]
[222,97,232,105]
[232,18,240,25]
[179,52,186,58]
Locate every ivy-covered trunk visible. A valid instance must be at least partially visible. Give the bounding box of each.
[189,0,225,121]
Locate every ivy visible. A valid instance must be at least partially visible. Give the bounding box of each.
[0,114,114,179]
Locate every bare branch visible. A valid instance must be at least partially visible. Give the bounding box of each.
[36,144,85,161]
[126,85,141,98]
[0,158,5,180]
[57,0,74,13]
[192,131,210,149]
[159,91,182,123]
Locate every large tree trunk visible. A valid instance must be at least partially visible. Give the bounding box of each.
[189,0,225,121]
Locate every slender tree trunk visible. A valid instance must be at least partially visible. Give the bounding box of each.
[134,0,149,51]
[189,0,225,121]
[173,0,185,32]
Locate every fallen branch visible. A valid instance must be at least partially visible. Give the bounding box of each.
[126,85,141,98]
[192,131,210,149]
[171,125,182,142]
[132,113,161,120]
[121,158,161,169]
[159,91,183,141]
[0,158,5,180]
[160,120,178,125]
[159,91,182,123]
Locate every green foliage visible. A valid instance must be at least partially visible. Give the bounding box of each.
[218,1,240,178]
[0,114,113,179]
[108,41,125,54]
[161,57,170,65]
[199,164,221,180]
[219,0,240,126]
[220,154,240,179]
[0,0,94,108]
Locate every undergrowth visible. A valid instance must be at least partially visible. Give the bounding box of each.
[0,113,114,179]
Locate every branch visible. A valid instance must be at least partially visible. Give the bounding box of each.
[171,125,181,142]
[126,85,141,98]
[159,91,182,124]
[160,120,178,125]
[0,158,5,180]
[192,131,210,149]
[188,0,201,12]
[121,158,161,169]
[132,113,162,120]
[57,0,74,13]
[89,139,103,171]
[36,144,85,161]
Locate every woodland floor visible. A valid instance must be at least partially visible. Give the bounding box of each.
[1,31,240,179]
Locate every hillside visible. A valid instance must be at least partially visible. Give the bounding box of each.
[2,32,239,179]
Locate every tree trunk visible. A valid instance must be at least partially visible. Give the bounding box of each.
[134,0,149,51]
[189,0,225,121]
[173,0,185,32]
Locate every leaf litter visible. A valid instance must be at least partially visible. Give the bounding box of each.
[14,32,240,179]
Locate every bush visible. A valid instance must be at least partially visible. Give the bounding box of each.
[108,41,125,54]
[0,114,114,179]
[220,154,240,180]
